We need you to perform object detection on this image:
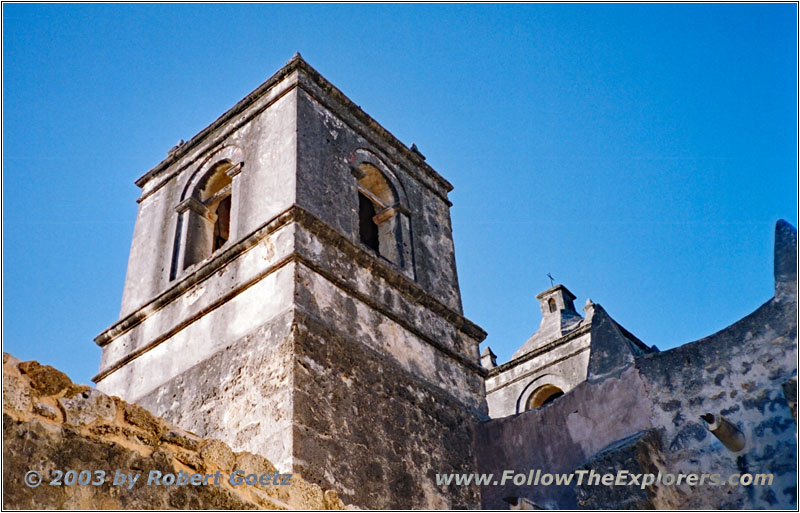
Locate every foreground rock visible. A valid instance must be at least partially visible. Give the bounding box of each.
[2,353,346,510]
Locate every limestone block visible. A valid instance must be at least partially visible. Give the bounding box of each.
[200,439,236,472]
[58,388,116,426]
[2,374,31,414]
[161,426,203,451]
[32,401,59,421]
[123,402,165,438]
[4,353,348,510]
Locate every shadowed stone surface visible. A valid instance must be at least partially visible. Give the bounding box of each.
[575,430,681,509]
[291,310,481,508]
[585,304,646,382]
[774,219,797,303]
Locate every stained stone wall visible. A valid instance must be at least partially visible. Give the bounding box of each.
[133,311,297,472]
[287,206,487,508]
[98,206,488,509]
[291,311,482,508]
[96,212,300,472]
[476,220,797,509]
[295,79,463,312]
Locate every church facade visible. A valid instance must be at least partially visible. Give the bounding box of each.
[483,284,654,419]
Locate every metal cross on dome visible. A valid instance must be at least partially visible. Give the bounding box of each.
[547,273,555,287]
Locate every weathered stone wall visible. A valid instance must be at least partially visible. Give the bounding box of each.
[573,429,683,509]
[476,221,797,509]
[296,78,463,313]
[96,219,299,472]
[98,206,489,509]
[293,218,486,409]
[2,354,345,510]
[97,218,297,392]
[119,55,466,319]
[133,312,296,472]
[288,66,489,506]
[291,310,482,508]
[97,203,299,471]
[288,205,487,508]
[635,298,796,508]
[477,365,653,508]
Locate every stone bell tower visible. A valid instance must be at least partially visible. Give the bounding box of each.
[94,55,488,509]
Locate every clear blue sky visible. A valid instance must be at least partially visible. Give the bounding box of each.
[3,3,797,385]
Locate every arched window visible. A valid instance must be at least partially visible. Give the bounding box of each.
[356,163,404,266]
[526,384,564,410]
[548,298,557,313]
[181,160,236,269]
[170,146,243,281]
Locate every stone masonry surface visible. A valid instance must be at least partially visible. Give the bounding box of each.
[2,353,347,510]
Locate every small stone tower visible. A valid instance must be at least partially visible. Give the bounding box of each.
[515,285,584,354]
[94,55,488,508]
